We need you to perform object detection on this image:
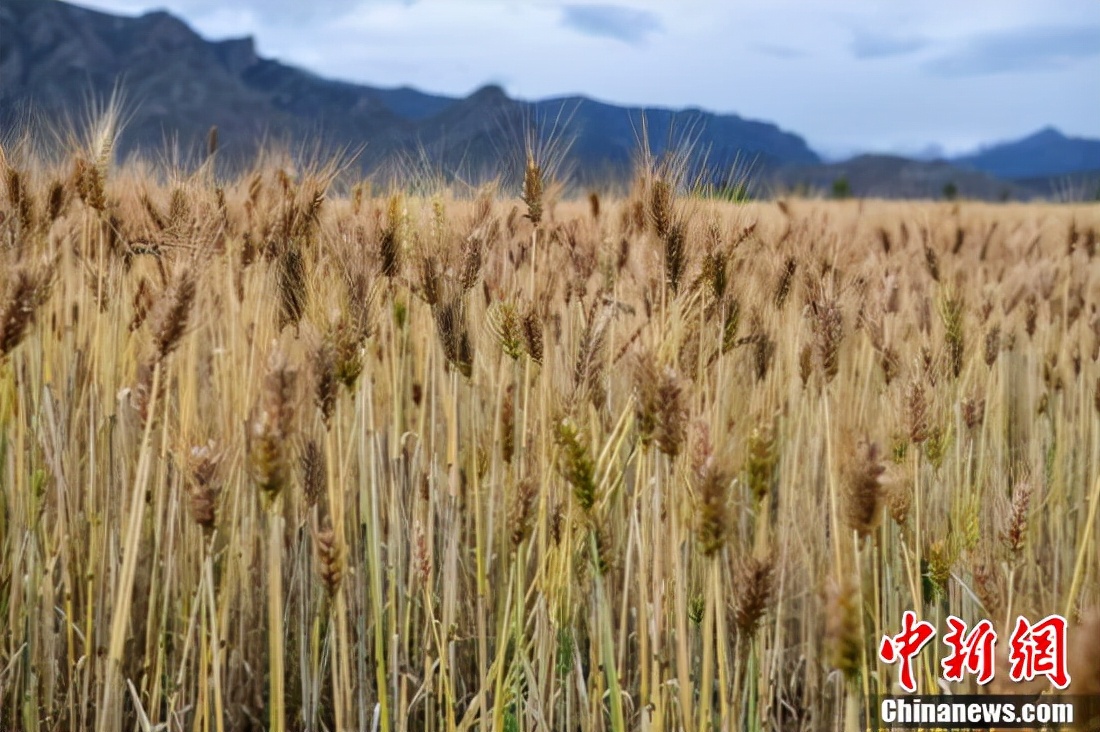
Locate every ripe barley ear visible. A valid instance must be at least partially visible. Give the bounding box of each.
[277,243,306,330]
[648,177,672,240]
[923,244,940,282]
[773,257,797,309]
[509,476,538,547]
[521,305,543,364]
[825,576,861,681]
[185,441,222,532]
[1000,481,1031,557]
[733,555,774,636]
[0,265,50,358]
[500,382,515,464]
[654,366,687,458]
[695,459,730,557]
[379,193,402,278]
[961,397,985,431]
[632,350,659,447]
[555,417,597,514]
[940,293,964,378]
[300,439,326,509]
[314,523,344,594]
[250,350,298,500]
[664,220,686,293]
[813,296,844,382]
[312,335,337,426]
[905,377,929,444]
[151,268,196,361]
[984,325,1000,366]
[522,155,544,226]
[745,422,778,504]
[432,291,474,379]
[843,438,885,539]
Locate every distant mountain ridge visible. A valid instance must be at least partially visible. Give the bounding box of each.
[0,0,818,182]
[952,127,1100,180]
[1,0,1097,199]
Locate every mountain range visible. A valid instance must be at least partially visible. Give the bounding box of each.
[2,0,1098,200]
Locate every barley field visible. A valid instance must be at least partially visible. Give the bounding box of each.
[1,122,1099,732]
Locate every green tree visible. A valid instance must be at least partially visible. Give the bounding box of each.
[831,176,852,199]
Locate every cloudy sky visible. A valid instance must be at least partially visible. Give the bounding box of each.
[75,0,1099,158]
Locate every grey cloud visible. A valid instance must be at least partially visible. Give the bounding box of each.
[560,4,662,45]
[850,30,926,59]
[926,25,1100,76]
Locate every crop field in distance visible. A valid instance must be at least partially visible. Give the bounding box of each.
[1,116,1099,732]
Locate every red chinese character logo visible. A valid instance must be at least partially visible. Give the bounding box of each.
[879,610,937,692]
[1008,614,1071,689]
[941,616,997,685]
